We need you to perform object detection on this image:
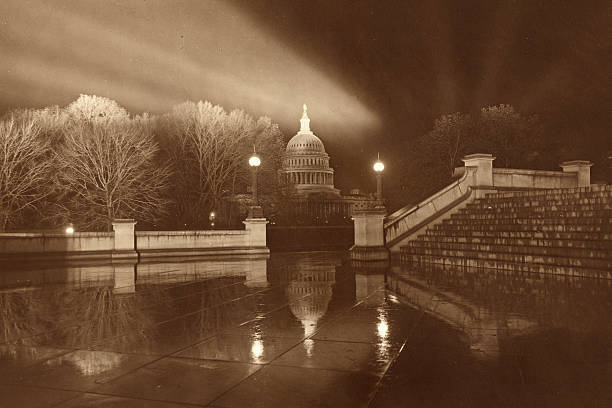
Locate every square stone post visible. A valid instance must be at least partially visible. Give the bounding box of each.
[462,153,495,187]
[245,258,269,288]
[243,218,269,249]
[349,208,389,263]
[112,219,137,261]
[560,160,593,187]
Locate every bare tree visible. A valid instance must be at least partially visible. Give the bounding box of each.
[65,94,129,125]
[0,116,55,230]
[56,119,171,231]
[159,101,282,227]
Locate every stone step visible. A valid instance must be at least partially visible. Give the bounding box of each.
[400,256,611,280]
[430,225,607,233]
[405,240,610,260]
[401,248,612,271]
[466,200,611,210]
[416,235,611,251]
[485,185,611,199]
[451,210,612,220]
[424,229,610,241]
[481,193,612,206]
[438,218,610,227]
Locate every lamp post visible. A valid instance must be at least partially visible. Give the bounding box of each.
[373,153,384,207]
[248,148,263,218]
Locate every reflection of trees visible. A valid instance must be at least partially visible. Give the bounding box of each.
[0,282,167,359]
[0,289,53,358]
[56,285,156,349]
[187,278,256,342]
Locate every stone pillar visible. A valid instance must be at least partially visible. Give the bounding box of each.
[112,219,137,261]
[245,258,269,287]
[243,218,269,249]
[113,263,136,294]
[462,153,496,187]
[355,273,386,306]
[349,208,389,263]
[560,160,593,187]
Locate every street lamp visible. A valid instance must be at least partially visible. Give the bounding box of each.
[373,153,384,207]
[248,147,263,218]
[65,223,74,234]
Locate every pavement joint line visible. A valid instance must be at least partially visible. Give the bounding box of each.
[366,290,434,407]
[4,263,364,404]
[95,289,323,385]
[0,278,257,346]
[0,347,77,371]
[207,284,394,406]
[48,393,84,408]
[89,284,276,349]
[261,361,385,375]
[11,381,210,408]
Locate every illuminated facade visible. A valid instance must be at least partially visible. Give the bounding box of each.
[280,104,340,196]
[275,105,375,225]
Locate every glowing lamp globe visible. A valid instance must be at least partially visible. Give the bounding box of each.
[249,154,261,167]
[373,160,384,173]
[65,224,74,234]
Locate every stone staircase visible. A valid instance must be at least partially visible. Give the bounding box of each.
[400,185,612,278]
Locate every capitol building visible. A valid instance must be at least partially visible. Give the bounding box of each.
[275,105,375,225]
[280,105,340,197]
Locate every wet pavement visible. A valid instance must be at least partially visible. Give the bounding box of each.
[1,252,612,407]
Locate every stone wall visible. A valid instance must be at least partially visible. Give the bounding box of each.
[0,218,269,264]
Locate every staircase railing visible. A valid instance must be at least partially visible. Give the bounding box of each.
[384,167,477,247]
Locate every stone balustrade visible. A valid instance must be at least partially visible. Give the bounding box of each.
[384,154,594,254]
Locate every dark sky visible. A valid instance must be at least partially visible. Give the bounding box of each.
[1,0,611,190]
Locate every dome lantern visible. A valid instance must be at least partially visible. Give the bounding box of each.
[300,104,311,133]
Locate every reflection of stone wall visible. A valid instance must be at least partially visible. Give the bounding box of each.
[401,263,612,332]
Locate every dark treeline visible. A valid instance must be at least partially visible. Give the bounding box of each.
[0,95,285,231]
[385,104,611,211]
[1,97,608,230]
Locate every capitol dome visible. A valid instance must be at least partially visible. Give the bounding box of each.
[286,132,326,153]
[280,104,339,196]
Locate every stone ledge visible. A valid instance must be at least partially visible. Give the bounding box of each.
[136,230,247,236]
[138,246,270,259]
[349,245,389,262]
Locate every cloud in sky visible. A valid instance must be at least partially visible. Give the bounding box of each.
[0,0,380,138]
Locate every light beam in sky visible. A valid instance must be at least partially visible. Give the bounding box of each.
[0,0,380,138]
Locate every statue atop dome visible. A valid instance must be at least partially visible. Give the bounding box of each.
[300,103,311,133]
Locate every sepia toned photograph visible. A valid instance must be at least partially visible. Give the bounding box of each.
[0,0,611,406]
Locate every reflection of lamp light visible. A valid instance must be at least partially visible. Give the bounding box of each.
[376,308,390,361]
[377,320,389,338]
[251,339,264,360]
[65,223,74,234]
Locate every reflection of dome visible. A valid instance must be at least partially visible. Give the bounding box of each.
[284,265,336,338]
[288,283,333,324]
